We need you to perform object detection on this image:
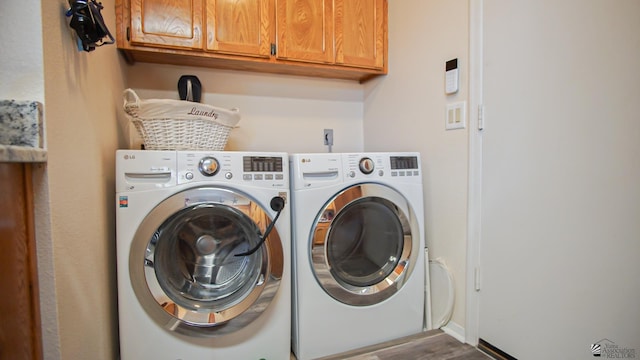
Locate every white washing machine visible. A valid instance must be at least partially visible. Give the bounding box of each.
[115,150,290,360]
[290,152,428,360]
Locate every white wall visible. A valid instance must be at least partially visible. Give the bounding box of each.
[124,65,365,153]
[363,0,470,335]
[478,0,640,357]
[1,0,57,358]
[0,0,44,102]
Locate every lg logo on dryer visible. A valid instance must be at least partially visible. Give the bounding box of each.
[123,154,136,160]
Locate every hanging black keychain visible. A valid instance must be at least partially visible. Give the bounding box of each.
[66,0,114,52]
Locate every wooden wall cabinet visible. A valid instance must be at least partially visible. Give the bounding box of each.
[206,0,273,58]
[129,0,204,49]
[0,163,42,360]
[276,0,334,64]
[334,0,386,69]
[115,0,388,82]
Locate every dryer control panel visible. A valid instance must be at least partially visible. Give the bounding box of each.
[343,153,421,182]
[389,155,421,178]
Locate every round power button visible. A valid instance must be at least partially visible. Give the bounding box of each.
[359,157,375,174]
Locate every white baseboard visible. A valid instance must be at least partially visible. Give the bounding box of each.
[442,321,466,343]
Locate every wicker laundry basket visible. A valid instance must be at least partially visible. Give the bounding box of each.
[122,88,240,150]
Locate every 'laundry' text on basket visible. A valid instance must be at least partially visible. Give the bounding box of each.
[187,107,219,119]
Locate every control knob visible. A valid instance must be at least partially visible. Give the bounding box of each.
[359,157,375,174]
[199,156,220,176]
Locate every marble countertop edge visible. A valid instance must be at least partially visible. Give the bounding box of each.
[0,99,46,162]
[0,145,48,163]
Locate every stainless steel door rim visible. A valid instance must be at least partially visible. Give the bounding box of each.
[129,187,284,337]
[310,183,419,306]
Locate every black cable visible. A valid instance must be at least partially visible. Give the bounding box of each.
[235,197,285,257]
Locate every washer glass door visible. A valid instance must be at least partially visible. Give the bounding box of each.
[130,187,283,336]
[311,183,419,306]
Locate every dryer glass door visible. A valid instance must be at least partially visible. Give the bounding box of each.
[327,198,403,287]
[129,187,284,336]
[311,183,420,306]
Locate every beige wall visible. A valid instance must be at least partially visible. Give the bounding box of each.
[123,64,365,153]
[364,0,470,334]
[41,0,126,358]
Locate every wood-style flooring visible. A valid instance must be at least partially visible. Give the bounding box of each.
[292,330,493,360]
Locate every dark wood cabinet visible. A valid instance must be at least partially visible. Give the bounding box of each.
[0,163,42,360]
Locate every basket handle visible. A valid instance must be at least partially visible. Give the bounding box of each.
[122,88,141,110]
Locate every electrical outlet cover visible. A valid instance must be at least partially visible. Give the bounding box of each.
[323,129,334,145]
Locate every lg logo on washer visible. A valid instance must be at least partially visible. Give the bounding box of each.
[122,154,172,162]
[300,158,339,164]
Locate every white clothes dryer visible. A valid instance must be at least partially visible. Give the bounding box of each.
[115,150,290,360]
[290,152,428,360]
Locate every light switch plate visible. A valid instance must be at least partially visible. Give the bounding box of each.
[445,102,466,130]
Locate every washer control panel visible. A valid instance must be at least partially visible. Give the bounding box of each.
[177,151,288,188]
[242,156,285,181]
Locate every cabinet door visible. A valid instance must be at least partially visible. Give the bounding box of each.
[275,0,333,64]
[335,0,386,69]
[206,0,273,57]
[0,163,42,360]
[130,0,204,49]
